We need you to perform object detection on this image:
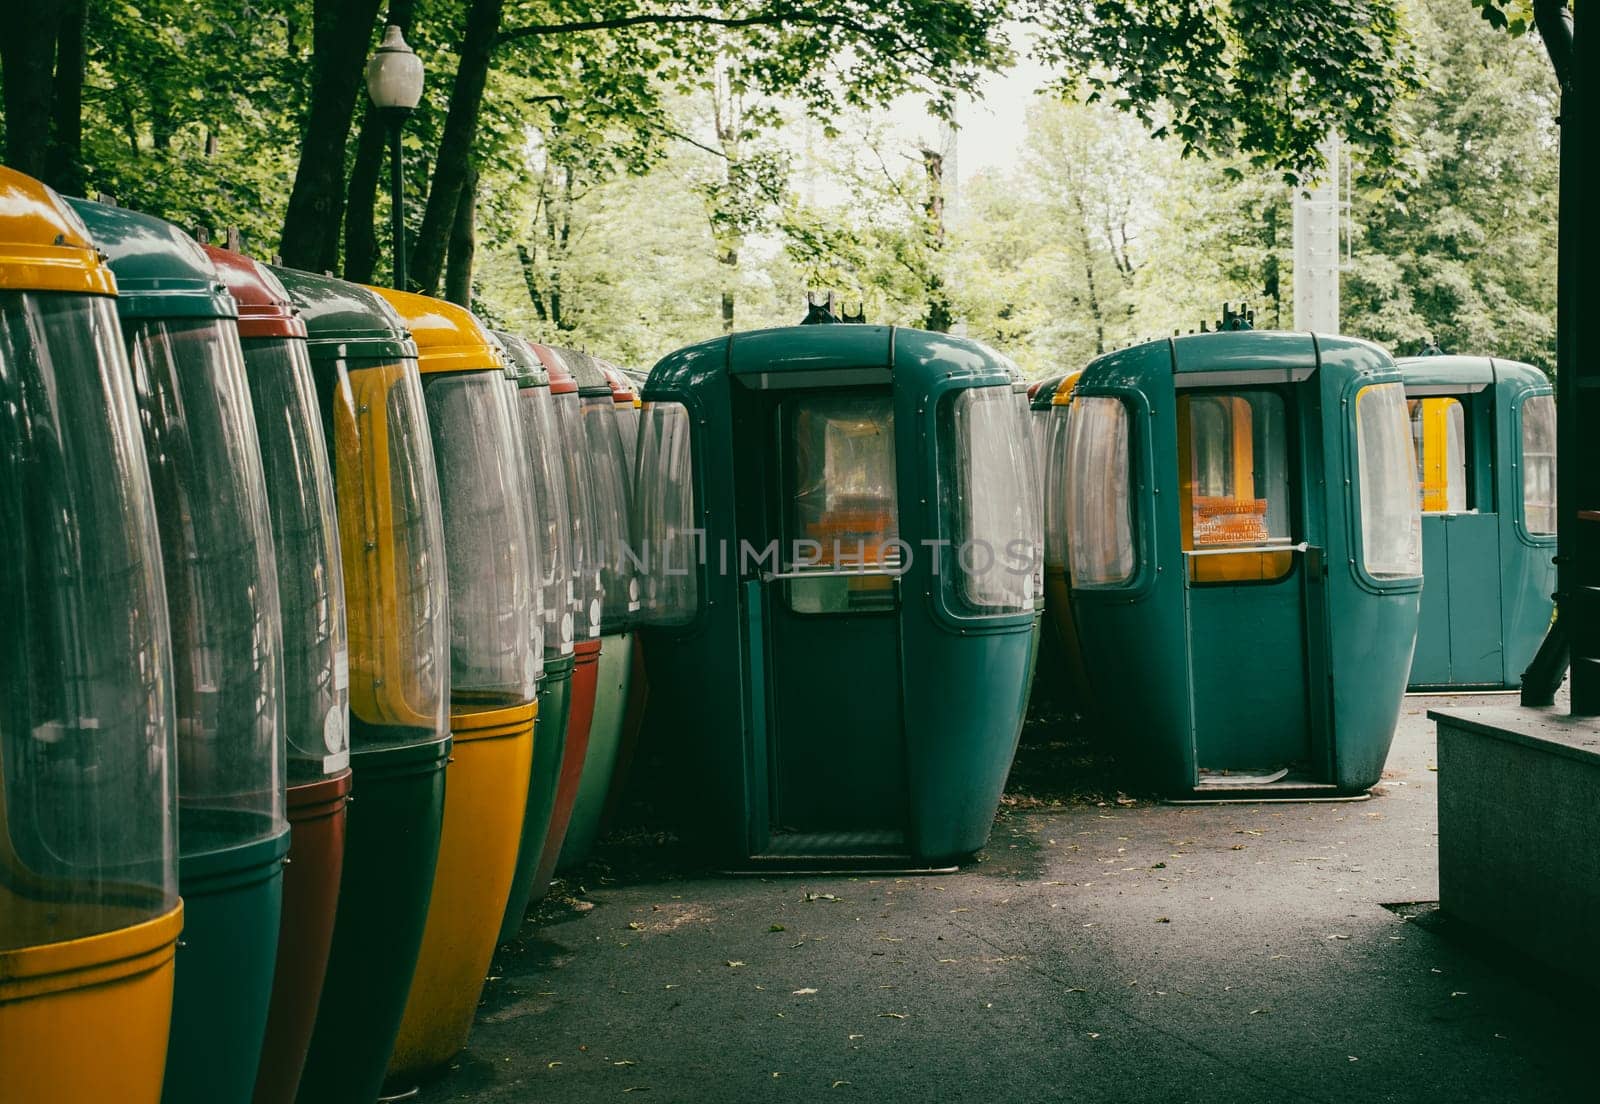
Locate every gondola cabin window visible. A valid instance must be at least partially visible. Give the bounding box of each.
[1520,393,1557,536]
[634,402,699,626]
[1177,390,1292,583]
[1408,397,1468,513]
[1355,382,1423,580]
[1042,409,1072,574]
[785,394,899,613]
[940,386,1042,614]
[1065,396,1135,587]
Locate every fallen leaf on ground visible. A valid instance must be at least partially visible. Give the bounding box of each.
[793,988,818,995]
[878,1012,907,1019]
[770,924,786,932]
[726,961,745,968]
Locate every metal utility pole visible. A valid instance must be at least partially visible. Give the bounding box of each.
[1292,132,1343,333]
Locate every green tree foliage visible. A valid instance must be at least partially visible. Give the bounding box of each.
[949,98,1286,375]
[77,0,305,251]
[0,0,1551,376]
[1028,0,1423,184]
[1342,0,1559,370]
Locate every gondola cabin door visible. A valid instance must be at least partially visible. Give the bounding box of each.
[1176,381,1326,785]
[1405,387,1503,687]
[731,376,910,857]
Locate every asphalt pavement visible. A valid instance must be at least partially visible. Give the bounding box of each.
[412,692,1594,1104]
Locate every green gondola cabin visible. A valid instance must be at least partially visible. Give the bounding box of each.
[1059,329,1422,796]
[635,323,1040,866]
[1397,355,1556,691]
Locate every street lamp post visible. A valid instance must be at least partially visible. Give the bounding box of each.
[365,24,424,291]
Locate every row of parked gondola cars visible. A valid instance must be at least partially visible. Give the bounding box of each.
[1031,330,1556,797]
[0,166,651,1104]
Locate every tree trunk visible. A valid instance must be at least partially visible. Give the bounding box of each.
[341,0,415,284]
[921,149,952,332]
[46,0,86,195]
[341,105,387,283]
[720,248,737,333]
[517,244,548,320]
[1,7,61,181]
[443,165,478,306]
[279,0,385,272]
[1072,194,1106,354]
[409,0,503,296]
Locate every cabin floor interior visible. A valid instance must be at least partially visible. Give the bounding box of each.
[412,687,1592,1103]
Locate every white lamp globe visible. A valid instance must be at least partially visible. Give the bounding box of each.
[366,25,424,111]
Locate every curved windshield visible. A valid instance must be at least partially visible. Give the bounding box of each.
[517,384,575,657]
[123,316,285,855]
[1066,396,1135,587]
[555,389,604,640]
[1042,406,1072,571]
[330,360,449,749]
[500,377,546,681]
[634,402,698,626]
[242,337,349,779]
[422,370,537,706]
[615,400,641,483]
[1013,386,1045,603]
[1521,393,1556,536]
[1031,406,1052,475]
[940,386,1042,614]
[582,393,639,631]
[1355,382,1422,580]
[1,292,177,946]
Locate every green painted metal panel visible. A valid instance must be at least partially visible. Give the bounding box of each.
[1443,513,1505,684]
[164,824,290,1104]
[1412,515,1455,685]
[499,655,573,941]
[557,633,633,868]
[729,324,893,375]
[1397,355,1495,389]
[741,578,770,855]
[1187,573,1311,772]
[1172,330,1317,375]
[68,198,238,320]
[296,739,448,1104]
[767,597,908,833]
[271,265,416,362]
